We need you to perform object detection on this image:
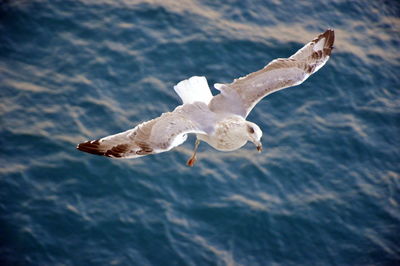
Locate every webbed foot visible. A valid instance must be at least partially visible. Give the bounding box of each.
[186,139,200,167]
[186,156,197,167]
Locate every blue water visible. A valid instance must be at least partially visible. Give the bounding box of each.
[1,0,399,265]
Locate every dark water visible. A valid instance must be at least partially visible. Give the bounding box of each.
[1,0,399,265]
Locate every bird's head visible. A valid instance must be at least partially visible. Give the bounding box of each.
[245,121,263,152]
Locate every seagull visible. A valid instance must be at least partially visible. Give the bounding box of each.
[77,29,334,166]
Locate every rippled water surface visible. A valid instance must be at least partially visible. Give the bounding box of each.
[1,0,399,265]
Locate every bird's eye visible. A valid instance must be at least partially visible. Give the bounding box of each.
[247,126,255,134]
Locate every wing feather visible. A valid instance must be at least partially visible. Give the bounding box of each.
[208,29,335,117]
[77,102,214,158]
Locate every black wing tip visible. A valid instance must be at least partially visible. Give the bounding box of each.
[323,29,335,48]
[76,140,107,157]
[76,140,133,158]
[313,29,335,45]
[311,29,335,56]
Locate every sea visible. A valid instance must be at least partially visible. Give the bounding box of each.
[0,0,399,265]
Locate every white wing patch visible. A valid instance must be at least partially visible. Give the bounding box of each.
[313,36,326,51]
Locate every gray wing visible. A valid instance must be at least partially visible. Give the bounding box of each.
[77,102,215,158]
[208,29,335,118]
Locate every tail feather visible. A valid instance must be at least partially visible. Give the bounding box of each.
[174,76,213,104]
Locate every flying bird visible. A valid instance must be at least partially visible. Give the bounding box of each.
[77,29,335,166]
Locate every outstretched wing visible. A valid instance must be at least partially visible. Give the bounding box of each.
[208,29,335,118]
[77,102,215,158]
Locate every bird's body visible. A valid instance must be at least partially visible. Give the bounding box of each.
[77,29,335,166]
[197,115,261,152]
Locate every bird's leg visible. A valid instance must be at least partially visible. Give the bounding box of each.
[187,139,200,167]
